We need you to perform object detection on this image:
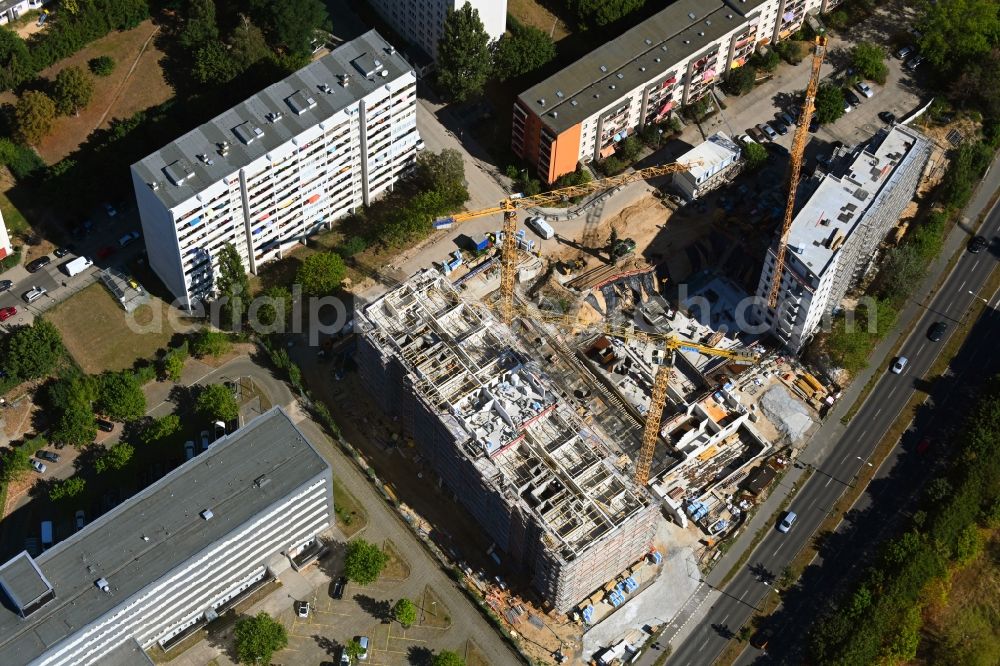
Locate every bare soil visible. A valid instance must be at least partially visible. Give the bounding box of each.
[507,0,571,41]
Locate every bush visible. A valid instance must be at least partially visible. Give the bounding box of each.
[88,55,115,76]
[48,476,86,501]
[750,49,780,72]
[724,65,757,95]
[191,328,232,358]
[742,141,768,172]
[133,363,156,385]
[0,138,45,180]
[775,40,804,65]
[600,155,626,176]
[339,235,367,257]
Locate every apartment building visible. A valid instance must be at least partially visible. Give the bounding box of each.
[672,132,742,200]
[512,0,836,184]
[0,207,11,260]
[369,0,506,62]
[131,31,419,309]
[753,124,931,351]
[357,271,658,612]
[0,408,332,666]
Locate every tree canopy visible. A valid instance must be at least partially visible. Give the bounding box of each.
[917,0,1000,76]
[94,441,135,473]
[492,20,555,81]
[3,319,64,380]
[0,28,34,91]
[813,84,845,125]
[49,476,86,501]
[344,539,389,584]
[296,251,346,297]
[191,328,232,358]
[850,42,888,85]
[196,383,239,423]
[15,91,57,145]
[393,598,417,628]
[234,612,288,665]
[251,0,329,56]
[96,371,146,422]
[432,650,466,666]
[741,141,768,172]
[215,243,251,327]
[565,0,646,29]
[139,414,182,446]
[436,3,492,102]
[723,64,756,96]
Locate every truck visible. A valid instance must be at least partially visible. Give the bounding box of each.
[527,216,555,240]
[62,256,93,277]
[40,520,53,550]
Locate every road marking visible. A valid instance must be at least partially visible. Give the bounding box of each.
[918,343,926,355]
[959,279,967,292]
[773,542,784,557]
[721,613,731,624]
[887,384,896,398]
[876,407,882,416]
[825,476,833,487]
[974,260,981,270]
[842,453,851,464]
[859,429,867,438]
[739,589,748,600]
[699,639,709,652]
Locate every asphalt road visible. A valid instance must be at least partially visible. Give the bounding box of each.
[666,195,1000,666]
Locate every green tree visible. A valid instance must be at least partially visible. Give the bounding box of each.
[432,650,465,666]
[49,476,86,501]
[0,446,33,483]
[53,404,98,448]
[344,639,365,662]
[163,352,185,382]
[814,83,845,125]
[741,140,768,172]
[53,65,94,116]
[96,371,146,422]
[850,42,888,84]
[191,328,232,358]
[255,285,292,327]
[876,245,925,301]
[0,27,34,91]
[95,441,134,473]
[344,539,389,584]
[917,0,1000,76]
[3,319,64,380]
[492,20,555,80]
[251,0,329,56]
[196,383,239,422]
[723,65,757,96]
[15,91,57,145]
[393,598,417,628]
[228,15,272,72]
[750,48,780,72]
[215,243,251,328]
[194,41,241,85]
[566,0,646,29]
[296,251,346,296]
[88,55,115,76]
[415,149,469,210]
[140,414,182,445]
[48,371,98,447]
[436,3,491,102]
[179,0,219,51]
[234,612,288,665]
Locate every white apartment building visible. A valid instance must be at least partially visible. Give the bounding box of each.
[753,124,932,351]
[0,408,333,666]
[131,30,419,309]
[0,207,12,261]
[369,0,506,62]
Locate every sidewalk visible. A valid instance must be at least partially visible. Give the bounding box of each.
[663,147,1000,650]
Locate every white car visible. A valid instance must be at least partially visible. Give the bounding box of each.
[855,82,874,98]
[296,601,310,618]
[891,356,908,374]
[184,440,195,460]
[200,431,211,452]
[415,138,426,151]
[31,459,47,474]
[357,636,369,660]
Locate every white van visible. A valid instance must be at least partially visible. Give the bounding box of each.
[62,256,93,277]
[41,520,54,549]
[527,216,555,240]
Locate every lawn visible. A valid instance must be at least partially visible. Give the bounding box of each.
[332,476,368,538]
[381,538,411,581]
[46,284,177,374]
[0,181,30,240]
[507,0,572,41]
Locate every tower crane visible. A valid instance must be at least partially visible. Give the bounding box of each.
[433,161,700,324]
[767,34,828,308]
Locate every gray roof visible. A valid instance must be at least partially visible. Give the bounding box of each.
[517,0,746,134]
[0,408,330,665]
[131,30,413,210]
[0,553,53,614]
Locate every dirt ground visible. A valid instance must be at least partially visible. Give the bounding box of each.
[507,0,571,41]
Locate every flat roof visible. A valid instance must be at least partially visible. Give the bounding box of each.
[0,552,52,613]
[677,132,741,181]
[517,0,744,134]
[132,30,413,210]
[787,124,928,279]
[0,408,330,665]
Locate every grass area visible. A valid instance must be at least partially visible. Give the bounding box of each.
[332,476,368,538]
[381,538,411,582]
[0,187,30,240]
[420,584,451,629]
[465,639,490,666]
[46,285,176,374]
[507,0,572,41]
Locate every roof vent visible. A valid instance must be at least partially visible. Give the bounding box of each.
[200,509,214,521]
[380,69,388,77]
[265,111,284,123]
[340,73,351,87]
[593,93,600,98]
[197,154,214,166]
[538,98,545,106]
[148,181,159,191]
[616,73,624,79]
[688,12,697,20]
[698,32,705,37]
[95,578,110,594]
[319,83,333,94]
[727,13,734,19]
[570,100,578,106]
[639,66,646,72]
[254,474,271,489]
[387,45,395,55]
[286,90,317,115]
[661,45,667,51]
[644,38,652,45]
[609,84,616,89]
[655,57,661,62]
[600,65,608,72]
[551,111,558,118]
[556,90,564,98]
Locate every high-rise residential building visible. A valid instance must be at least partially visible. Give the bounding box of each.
[0,207,12,261]
[131,30,419,309]
[0,407,333,666]
[512,0,836,184]
[369,0,506,62]
[753,124,931,351]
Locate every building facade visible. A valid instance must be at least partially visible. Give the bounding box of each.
[512,0,841,184]
[131,31,419,309]
[368,0,506,62]
[753,124,932,351]
[0,206,12,260]
[0,0,50,25]
[0,408,333,665]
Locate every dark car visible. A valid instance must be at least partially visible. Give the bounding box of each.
[96,418,115,432]
[878,111,896,124]
[53,247,70,258]
[0,279,12,292]
[765,142,790,158]
[25,256,51,273]
[809,116,820,132]
[928,321,948,342]
[332,576,347,599]
[968,235,988,253]
[37,450,59,463]
[772,120,788,136]
[844,89,861,107]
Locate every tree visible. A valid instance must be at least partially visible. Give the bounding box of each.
[255,285,292,327]
[251,0,329,56]
[96,371,146,422]
[393,598,417,628]
[15,91,57,145]
[344,639,365,662]
[492,20,555,80]
[95,441,134,473]
[140,414,182,445]
[234,612,288,665]
[814,84,845,125]
[566,0,645,28]
[415,149,469,210]
[0,446,33,483]
[53,403,98,448]
[196,383,239,422]
[296,251,346,296]
[917,0,1000,76]
[179,0,219,51]
[723,65,757,96]
[750,49,780,73]
[53,65,94,116]
[228,15,272,73]
[436,3,491,102]
[432,650,465,666]
[88,55,115,76]
[191,328,232,357]
[742,140,768,172]
[344,539,389,584]
[850,42,888,85]
[49,476,86,501]
[215,243,251,328]
[0,28,34,91]
[163,352,185,382]
[3,319,64,380]
[194,41,242,85]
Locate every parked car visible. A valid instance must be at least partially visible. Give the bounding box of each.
[0,279,11,292]
[296,600,310,618]
[96,418,115,432]
[844,89,861,107]
[200,430,211,452]
[777,511,797,533]
[25,256,51,273]
[0,306,16,322]
[104,202,118,217]
[968,235,988,253]
[772,120,788,136]
[118,230,141,248]
[415,138,426,151]
[75,510,86,531]
[855,81,874,98]
[895,45,914,60]
[31,459,46,474]
[332,576,347,599]
[905,55,925,71]
[891,356,908,374]
[928,321,948,342]
[809,116,820,132]
[23,286,47,303]
[878,111,897,124]
[36,450,59,463]
[778,111,796,127]
[758,123,778,140]
[747,126,766,142]
[738,133,757,145]
[184,440,196,460]
[53,247,70,258]
[356,636,369,660]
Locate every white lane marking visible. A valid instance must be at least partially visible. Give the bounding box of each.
[739,590,748,601]
[721,613,731,625]
[917,343,926,355]
[876,408,882,416]
[974,260,981,270]
[699,639,709,652]
[825,476,833,487]
[887,384,897,398]
[959,279,967,292]
[773,542,784,557]
[841,454,851,464]
[859,429,867,438]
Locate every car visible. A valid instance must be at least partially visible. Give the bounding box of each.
[738,133,756,146]
[104,202,118,217]
[75,510,86,530]
[96,418,115,432]
[36,450,59,463]
[118,230,141,248]
[905,55,925,71]
[31,459,47,474]
[842,97,853,113]
[855,81,874,98]
[772,120,788,136]
[415,138,426,151]
[184,440,196,460]
[895,45,914,60]
[928,321,948,342]
[25,256,51,273]
[356,636,369,660]
[891,356,908,374]
[22,286,47,303]
[747,126,766,142]
[332,576,347,599]
[777,511,797,533]
[878,111,897,124]
[778,111,796,127]
[296,600,310,618]
[0,306,16,322]
[844,89,861,107]
[968,235,988,253]
[809,116,820,132]
[200,430,211,452]
[97,245,117,260]
[53,247,70,258]
[340,647,351,665]
[758,123,778,140]
[0,279,11,292]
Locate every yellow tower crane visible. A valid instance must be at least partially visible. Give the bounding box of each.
[767,34,828,308]
[433,161,700,324]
